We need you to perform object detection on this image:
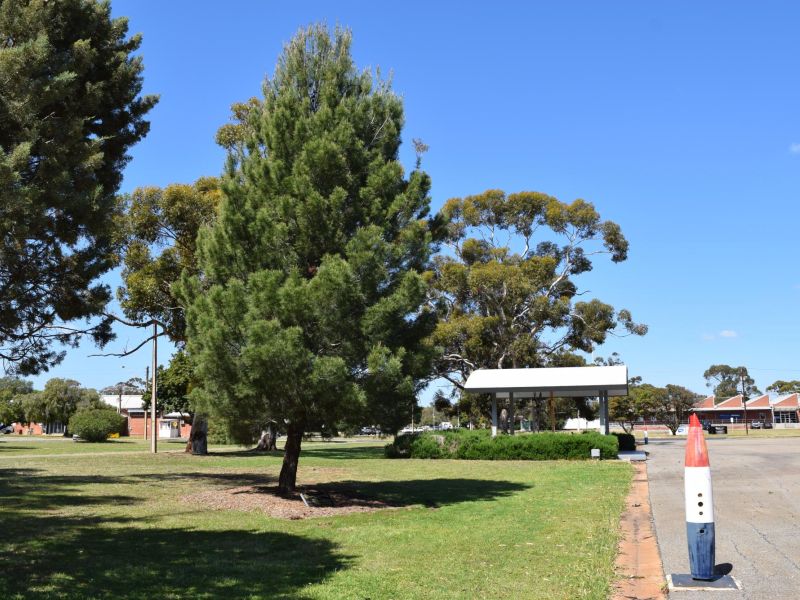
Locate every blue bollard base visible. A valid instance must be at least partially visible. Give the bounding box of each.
[686,521,715,579]
[668,574,740,591]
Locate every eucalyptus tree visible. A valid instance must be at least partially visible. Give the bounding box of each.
[0,376,33,425]
[117,179,222,343]
[182,26,440,494]
[766,380,800,395]
[703,365,759,400]
[429,190,646,425]
[22,378,100,431]
[609,382,659,433]
[657,384,698,435]
[114,179,221,454]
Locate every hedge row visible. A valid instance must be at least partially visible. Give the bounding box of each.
[385,429,619,460]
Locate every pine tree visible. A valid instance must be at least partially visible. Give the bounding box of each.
[0,0,157,373]
[181,26,439,494]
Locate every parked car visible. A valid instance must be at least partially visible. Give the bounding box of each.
[750,421,762,429]
[764,422,773,429]
[358,426,378,435]
[0,424,13,434]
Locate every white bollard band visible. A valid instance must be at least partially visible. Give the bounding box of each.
[684,466,714,523]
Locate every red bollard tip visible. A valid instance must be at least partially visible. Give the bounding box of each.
[686,414,709,467]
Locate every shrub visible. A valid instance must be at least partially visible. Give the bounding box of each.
[385,429,618,460]
[613,432,636,451]
[68,408,126,442]
[384,432,418,458]
[206,418,235,445]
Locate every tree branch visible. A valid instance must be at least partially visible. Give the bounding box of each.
[88,330,167,358]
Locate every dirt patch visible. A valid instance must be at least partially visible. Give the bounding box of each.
[612,461,667,600]
[181,484,398,520]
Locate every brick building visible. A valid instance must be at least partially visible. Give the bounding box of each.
[772,393,800,426]
[9,394,192,438]
[100,394,192,438]
[691,393,800,428]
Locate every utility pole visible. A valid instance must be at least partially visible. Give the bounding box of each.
[144,365,149,441]
[741,368,748,436]
[150,322,158,453]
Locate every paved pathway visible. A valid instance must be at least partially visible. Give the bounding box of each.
[646,436,800,599]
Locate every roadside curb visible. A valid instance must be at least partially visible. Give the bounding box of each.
[612,461,667,600]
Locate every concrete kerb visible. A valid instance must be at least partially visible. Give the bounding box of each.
[612,461,667,600]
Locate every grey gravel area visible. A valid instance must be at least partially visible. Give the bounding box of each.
[646,436,800,599]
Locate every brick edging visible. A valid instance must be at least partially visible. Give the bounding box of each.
[611,461,667,600]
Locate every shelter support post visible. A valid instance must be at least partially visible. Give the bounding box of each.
[600,390,610,435]
[508,391,515,435]
[491,396,498,437]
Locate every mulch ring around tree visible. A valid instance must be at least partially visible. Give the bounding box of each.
[181,484,399,520]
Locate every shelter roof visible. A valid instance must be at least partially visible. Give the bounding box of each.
[101,394,144,411]
[463,365,628,398]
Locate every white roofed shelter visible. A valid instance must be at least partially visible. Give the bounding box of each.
[464,365,628,436]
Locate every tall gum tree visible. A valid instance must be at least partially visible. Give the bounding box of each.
[429,190,647,424]
[0,0,157,373]
[114,179,221,454]
[181,26,440,494]
[703,364,760,400]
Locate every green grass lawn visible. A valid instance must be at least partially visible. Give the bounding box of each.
[0,438,631,599]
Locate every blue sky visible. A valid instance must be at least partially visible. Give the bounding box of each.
[28,1,800,399]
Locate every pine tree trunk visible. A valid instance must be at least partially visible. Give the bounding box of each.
[255,422,278,451]
[186,414,208,455]
[508,397,515,435]
[277,424,303,495]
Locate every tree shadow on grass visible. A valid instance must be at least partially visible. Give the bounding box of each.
[0,466,275,492]
[0,467,142,513]
[0,517,351,600]
[300,445,386,460]
[0,468,348,599]
[211,444,385,461]
[0,444,53,452]
[309,478,531,509]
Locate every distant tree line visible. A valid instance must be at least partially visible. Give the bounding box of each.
[0,376,105,434]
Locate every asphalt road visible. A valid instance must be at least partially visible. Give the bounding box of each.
[647,436,800,599]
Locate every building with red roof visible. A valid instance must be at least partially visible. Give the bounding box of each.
[772,394,800,426]
[691,394,774,427]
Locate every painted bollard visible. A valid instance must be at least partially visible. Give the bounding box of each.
[685,413,715,580]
